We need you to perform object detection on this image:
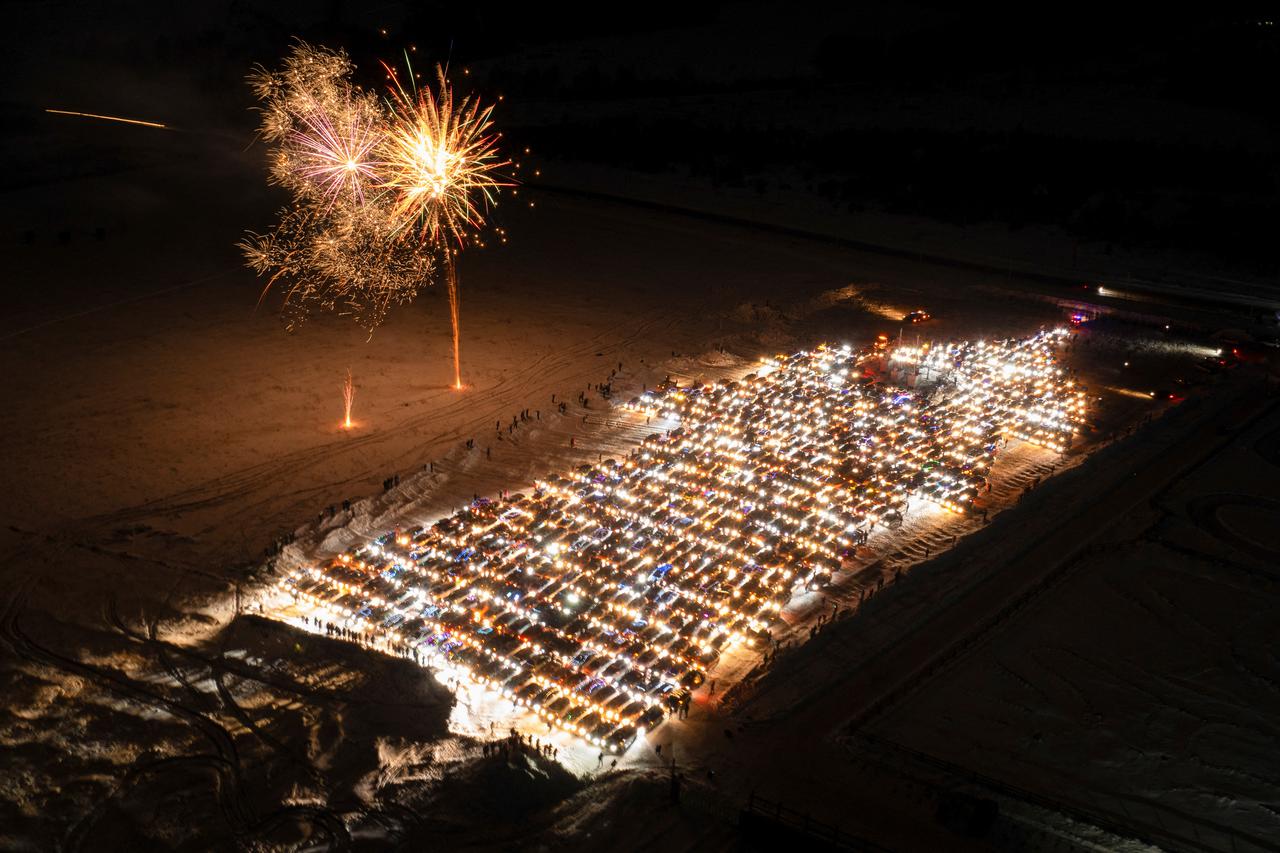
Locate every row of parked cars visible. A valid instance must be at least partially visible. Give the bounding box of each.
[280,332,1081,749]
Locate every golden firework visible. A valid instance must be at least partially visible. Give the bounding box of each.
[241,44,515,389]
[379,63,511,246]
[376,62,513,388]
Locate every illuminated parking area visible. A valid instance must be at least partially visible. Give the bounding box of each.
[270,329,1084,751]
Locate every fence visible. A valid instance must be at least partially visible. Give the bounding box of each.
[738,792,892,852]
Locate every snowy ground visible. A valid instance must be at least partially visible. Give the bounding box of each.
[862,396,1280,853]
[1,120,1273,850]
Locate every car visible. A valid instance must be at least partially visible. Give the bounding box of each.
[606,725,638,753]
[664,688,690,712]
[591,720,616,745]
[578,712,603,737]
[637,705,666,730]
[806,570,833,591]
[511,683,540,705]
[679,669,706,689]
[903,310,931,324]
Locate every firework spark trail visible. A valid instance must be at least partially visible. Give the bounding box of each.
[444,255,462,389]
[380,62,512,387]
[45,108,167,129]
[342,367,355,428]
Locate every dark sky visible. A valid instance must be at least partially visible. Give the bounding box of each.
[4,2,1277,270]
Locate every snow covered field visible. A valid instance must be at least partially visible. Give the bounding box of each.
[864,399,1280,852]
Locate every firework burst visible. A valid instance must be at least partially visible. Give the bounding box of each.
[242,42,435,332]
[241,43,514,385]
[249,42,355,144]
[250,44,384,209]
[379,64,511,246]
[288,93,382,207]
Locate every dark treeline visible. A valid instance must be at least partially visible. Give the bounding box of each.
[37,3,1275,270]
[520,120,1277,271]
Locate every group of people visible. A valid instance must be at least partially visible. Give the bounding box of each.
[497,408,542,438]
[264,528,297,560]
[471,365,632,457]
[482,726,559,763]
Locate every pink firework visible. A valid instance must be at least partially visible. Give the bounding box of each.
[289,94,381,207]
